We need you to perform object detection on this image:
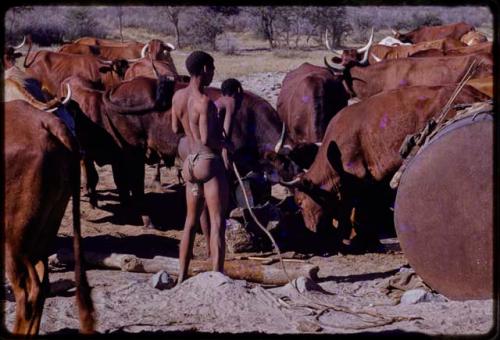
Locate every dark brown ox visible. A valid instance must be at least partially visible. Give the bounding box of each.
[280,84,489,252]
[368,38,466,63]
[4,100,94,335]
[392,22,474,43]
[23,37,129,97]
[58,75,179,226]
[325,52,493,99]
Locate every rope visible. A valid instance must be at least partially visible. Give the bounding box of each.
[232,162,299,293]
[232,162,421,330]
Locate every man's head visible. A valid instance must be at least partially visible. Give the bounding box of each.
[185,51,215,86]
[221,78,243,97]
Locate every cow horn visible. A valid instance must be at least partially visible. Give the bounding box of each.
[279,177,301,187]
[324,56,345,71]
[391,28,398,36]
[274,122,286,153]
[126,57,142,63]
[371,53,382,63]
[314,142,322,146]
[61,83,72,104]
[324,29,343,57]
[166,43,176,51]
[356,28,374,53]
[141,43,149,58]
[99,59,113,65]
[13,36,26,50]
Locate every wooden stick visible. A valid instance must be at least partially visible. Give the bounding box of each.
[49,250,319,286]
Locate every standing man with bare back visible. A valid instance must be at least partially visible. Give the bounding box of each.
[171,51,231,284]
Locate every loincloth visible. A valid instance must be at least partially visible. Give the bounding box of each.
[187,151,221,197]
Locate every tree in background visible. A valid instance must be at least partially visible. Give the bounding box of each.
[117,6,124,42]
[308,7,351,48]
[184,7,226,50]
[5,6,33,43]
[164,6,185,49]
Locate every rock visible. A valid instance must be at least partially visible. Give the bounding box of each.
[290,276,324,294]
[400,288,430,304]
[225,219,254,253]
[151,270,175,290]
[296,320,322,332]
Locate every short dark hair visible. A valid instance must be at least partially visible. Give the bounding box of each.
[221,78,243,97]
[185,51,214,76]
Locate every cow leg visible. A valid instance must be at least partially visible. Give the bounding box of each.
[8,256,44,336]
[130,161,150,228]
[111,162,131,206]
[81,157,99,208]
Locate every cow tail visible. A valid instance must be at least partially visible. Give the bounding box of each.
[46,117,95,333]
[71,150,95,334]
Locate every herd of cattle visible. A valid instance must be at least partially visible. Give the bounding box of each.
[3,21,493,335]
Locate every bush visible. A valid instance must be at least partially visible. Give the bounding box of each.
[410,12,443,28]
[63,8,108,41]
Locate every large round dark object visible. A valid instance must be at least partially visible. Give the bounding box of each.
[394,112,493,300]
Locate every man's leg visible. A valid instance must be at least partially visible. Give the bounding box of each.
[199,204,211,258]
[177,182,205,284]
[204,172,229,273]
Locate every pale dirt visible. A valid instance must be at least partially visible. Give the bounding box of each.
[3,71,495,337]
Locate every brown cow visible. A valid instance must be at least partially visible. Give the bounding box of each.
[368,38,466,63]
[73,36,143,47]
[408,41,492,58]
[23,36,129,97]
[324,52,493,99]
[4,100,94,335]
[59,75,180,226]
[277,63,348,145]
[392,22,475,43]
[280,84,489,252]
[124,40,178,80]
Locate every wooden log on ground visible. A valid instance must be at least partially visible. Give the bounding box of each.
[48,250,319,286]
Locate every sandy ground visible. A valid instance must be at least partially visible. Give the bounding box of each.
[2,71,495,337]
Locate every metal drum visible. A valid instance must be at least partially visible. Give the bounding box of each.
[394,111,493,300]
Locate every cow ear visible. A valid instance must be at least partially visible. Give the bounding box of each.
[326,141,343,173]
[99,66,112,74]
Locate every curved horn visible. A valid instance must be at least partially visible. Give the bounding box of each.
[274,122,286,153]
[125,57,142,63]
[371,53,382,63]
[61,83,72,104]
[13,36,26,50]
[314,142,322,146]
[357,27,374,53]
[166,43,176,51]
[141,43,149,58]
[99,59,113,65]
[324,29,343,57]
[279,177,301,187]
[391,28,398,36]
[45,106,59,113]
[324,56,345,72]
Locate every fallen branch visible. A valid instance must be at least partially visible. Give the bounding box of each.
[48,249,319,286]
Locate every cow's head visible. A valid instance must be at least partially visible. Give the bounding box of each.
[279,141,344,232]
[3,36,25,69]
[324,28,374,71]
[99,59,129,79]
[142,39,176,60]
[460,31,487,46]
